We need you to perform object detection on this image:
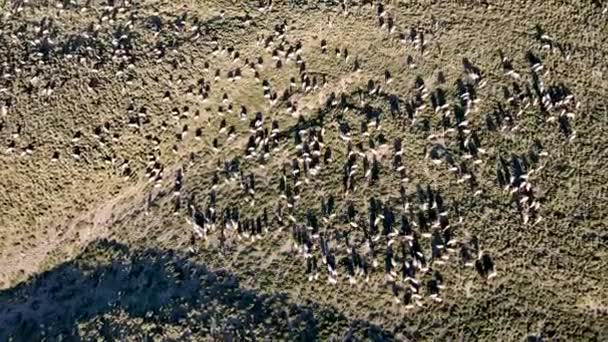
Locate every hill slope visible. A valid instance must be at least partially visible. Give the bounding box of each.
[1,0,607,340]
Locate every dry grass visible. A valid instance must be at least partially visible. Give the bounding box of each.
[0,0,607,340]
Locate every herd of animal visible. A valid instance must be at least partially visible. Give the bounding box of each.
[0,0,580,311]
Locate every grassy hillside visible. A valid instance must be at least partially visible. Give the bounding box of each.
[1,0,607,340]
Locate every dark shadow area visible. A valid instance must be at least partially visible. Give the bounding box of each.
[0,239,395,341]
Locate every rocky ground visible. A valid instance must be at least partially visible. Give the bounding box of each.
[1,0,607,340]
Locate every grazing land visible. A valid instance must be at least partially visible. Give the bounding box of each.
[1,0,607,340]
